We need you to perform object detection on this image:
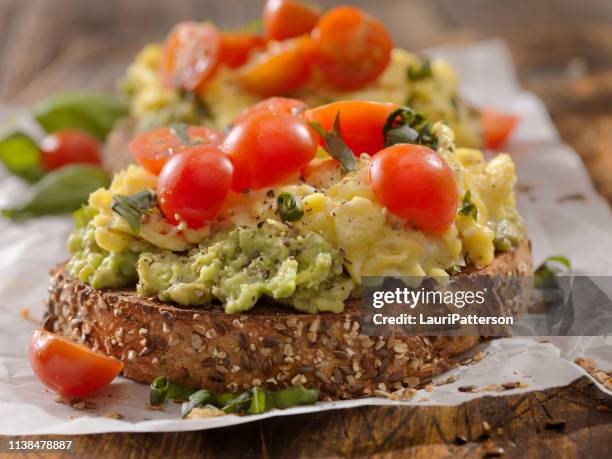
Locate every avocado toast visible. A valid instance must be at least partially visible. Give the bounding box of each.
[42,96,531,400]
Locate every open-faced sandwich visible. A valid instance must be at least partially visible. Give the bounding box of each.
[43,90,531,402]
[106,1,518,173]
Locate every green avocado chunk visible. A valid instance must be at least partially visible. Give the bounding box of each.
[68,216,353,314]
[137,221,353,314]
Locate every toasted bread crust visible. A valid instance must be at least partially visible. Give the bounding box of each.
[44,241,532,400]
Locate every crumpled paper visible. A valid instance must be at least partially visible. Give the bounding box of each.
[0,40,610,435]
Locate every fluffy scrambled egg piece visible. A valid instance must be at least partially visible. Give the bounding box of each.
[88,123,522,283]
[123,45,482,147]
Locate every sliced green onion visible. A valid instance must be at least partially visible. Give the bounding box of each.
[150,376,196,406]
[181,389,216,418]
[248,387,268,415]
[269,385,319,409]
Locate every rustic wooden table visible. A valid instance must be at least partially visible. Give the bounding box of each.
[1,0,611,457]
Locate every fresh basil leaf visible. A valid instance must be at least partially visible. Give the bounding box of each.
[110,189,157,234]
[459,190,478,221]
[277,192,304,222]
[309,114,356,173]
[407,57,433,81]
[0,132,45,183]
[2,165,110,219]
[33,92,128,141]
[383,107,438,149]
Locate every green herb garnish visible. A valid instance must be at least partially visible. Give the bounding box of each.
[309,113,356,173]
[150,376,197,406]
[2,165,110,220]
[382,107,438,149]
[151,376,320,418]
[277,192,304,222]
[459,190,478,221]
[407,57,433,81]
[180,389,217,417]
[170,122,202,146]
[110,189,157,234]
[534,256,571,289]
[248,387,269,415]
[0,132,45,183]
[33,91,128,141]
[268,385,320,409]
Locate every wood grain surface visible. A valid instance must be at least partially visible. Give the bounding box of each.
[1,0,611,457]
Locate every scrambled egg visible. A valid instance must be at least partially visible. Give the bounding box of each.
[123,45,482,147]
[87,122,522,283]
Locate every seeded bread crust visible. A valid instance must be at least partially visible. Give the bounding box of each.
[44,240,532,400]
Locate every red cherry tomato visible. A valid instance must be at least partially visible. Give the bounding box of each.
[219,31,267,68]
[238,36,315,96]
[305,101,399,155]
[482,108,519,150]
[312,6,393,90]
[161,22,221,93]
[39,129,102,171]
[29,328,123,398]
[369,144,458,231]
[263,0,321,41]
[232,97,307,125]
[128,125,223,175]
[157,146,233,228]
[222,111,317,191]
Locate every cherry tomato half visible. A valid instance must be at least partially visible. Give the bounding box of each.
[219,31,267,68]
[128,125,223,175]
[263,0,321,41]
[369,144,458,231]
[29,328,123,398]
[238,36,315,96]
[312,6,393,90]
[161,22,221,93]
[232,97,307,126]
[39,129,102,171]
[222,111,317,191]
[157,146,233,228]
[305,101,399,155]
[482,108,519,150]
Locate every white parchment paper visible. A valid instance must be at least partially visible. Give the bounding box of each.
[0,40,610,435]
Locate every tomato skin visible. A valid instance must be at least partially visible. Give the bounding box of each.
[28,328,123,398]
[369,144,458,231]
[263,0,321,41]
[312,6,393,90]
[128,125,223,175]
[232,97,307,125]
[482,108,519,150]
[39,129,102,170]
[157,146,233,228]
[238,36,314,96]
[305,101,399,155]
[161,22,221,93]
[222,111,317,191]
[219,32,266,68]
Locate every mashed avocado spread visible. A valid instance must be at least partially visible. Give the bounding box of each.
[69,217,353,314]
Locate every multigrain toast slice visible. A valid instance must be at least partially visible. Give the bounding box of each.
[44,241,532,400]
